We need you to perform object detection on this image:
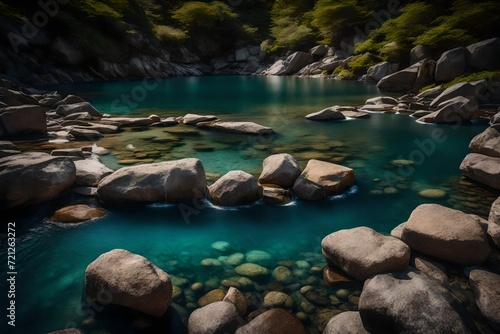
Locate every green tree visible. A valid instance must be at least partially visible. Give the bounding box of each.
[171,1,238,32]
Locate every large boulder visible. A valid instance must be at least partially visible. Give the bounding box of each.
[377,64,419,92]
[310,45,328,57]
[188,301,240,334]
[410,45,432,65]
[235,308,307,334]
[292,159,355,200]
[460,153,500,190]
[282,51,314,75]
[435,47,468,82]
[74,159,113,186]
[359,269,470,333]
[467,268,500,331]
[468,125,500,158]
[258,153,301,188]
[489,197,500,247]
[321,227,410,281]
[323,311,369,334]
[401,204,490,265]
[0,105,47,137]
[51,204,106,223]
[198,121,274,135]
[0,152,76,210]
[305,107,346,121]
[56,102,102,118]
[417,96,478,124]
[366,61,399,82]
[97,158,207,204]
[208,170,262,206]
[467,38,500,71]
[430,80,488,108]
[85,249,172,317]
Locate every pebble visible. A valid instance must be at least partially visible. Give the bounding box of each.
[226,253,245,266]
[211,241,231,252]
[245,250,272,266]
[335,289,350,301]
[419,189,447,198]
[200,258,222,266]
[296,260,310,269]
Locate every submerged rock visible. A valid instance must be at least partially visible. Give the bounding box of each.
[359,269,470,333]
[292,159,355,200]
[235,308,306,334]
[0,152,76,210]
[198,121,274,135]
[85,249,172,317]
[51,204,106,223]
[208,170,262,206]
[188,301,240,334]
[258,153,302,188]
[401,204,490,265]
[97,158,207,204]
[235,263,269,279]
[223,287,247,316]
[322,227,410,281]
[305,107,346,121]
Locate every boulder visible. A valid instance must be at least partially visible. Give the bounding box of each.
[198,289,226,307]
[234,263,269,279]
[466,269,500,331]
[401,204,490,265]
[377,65,419,92]
[435,47,468,82]
[63,95,86,104]
[410,45,432,65]
[366,61,399,82]
[182,113,218,125]
[56,102,102,118]
[430,80,488,108]
[417,85,444,100]
[263,59,286,76]
[305,107,346,121]
[413,256,449,286]
[188,301,240,334]
[411,58,436,93]
[209,170,262,206]
[0,105,47,137]
[51,204,106,223]
[223,287,247,316]
[292,159,355,200]
[198,121,274,135]
[258,153,302,188]
[321,227,410,281]
[262,185,292,204]
[460,153,500,190]
[262,291,294,308]
[102,117,153,127]
[323,311,369,334]
[310,45,328,57]
[365,96,398,105]
[97,158,207,204]
[235,308,306,334]
[489,197,500,247]
[0,153,76,210]
[85,249,172,317]
[282,51,314,75]
[359,269,470,333]
[469,125,500,157]
[467,38,500,71]
[417,96,478,124]
[74,159,113,186]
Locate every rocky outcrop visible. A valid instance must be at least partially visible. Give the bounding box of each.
[258,153,302,188]
[292,159,355,200]
[208,170,262,206]
[0,105,47,137]
[198,121,274,135]
[235,308,306,334]
[322,227,410,281]
[0,152,76,210]
[377,61,426,92]
[401,204,490,265]
[460,153,500,190]
[467,38,500,71]
[435,47,468,82]
[188,301,240,334]
[359,269,470,333]
[430,80,488,108]
[51,204,106,223]
[323,311,369,334]
[417,96,478,124]
[74,159,113,186]
[97,158,207,204]
[85,249,172,317]
[467,268,500,331]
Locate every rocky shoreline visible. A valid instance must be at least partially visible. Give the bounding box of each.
[1,62,500,333]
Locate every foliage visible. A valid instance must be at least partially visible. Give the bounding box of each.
[311,0,370,45]
[171,1,238,31]
[443,71,500,89]
[270,17,315,52]
[0,1,25,22]
[154,25,187,42]
[73,0,129,18]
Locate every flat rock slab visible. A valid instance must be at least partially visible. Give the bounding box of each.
[401,204,490,265]
[198,121,274,135]
[322,226,410,281]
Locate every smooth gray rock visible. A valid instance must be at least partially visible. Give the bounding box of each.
[85,249,172,317]
[366,61,399,82]
[258,153,302,188]
[198,121,274,135]
[56,102,102,118]
[209,170,262,206]
[430,80,488,108]
[0,152,76,210]
[467,268,500,331]
[418,96,478,124]
[74,159,113,186]
[435,47,468,82]
[359,269,470,333]
[460,153,500,190]
[467,38,500,71]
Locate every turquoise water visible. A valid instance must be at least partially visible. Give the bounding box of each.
[0,76,495,333]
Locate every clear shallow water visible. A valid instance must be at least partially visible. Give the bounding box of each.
[1,76,497,333]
